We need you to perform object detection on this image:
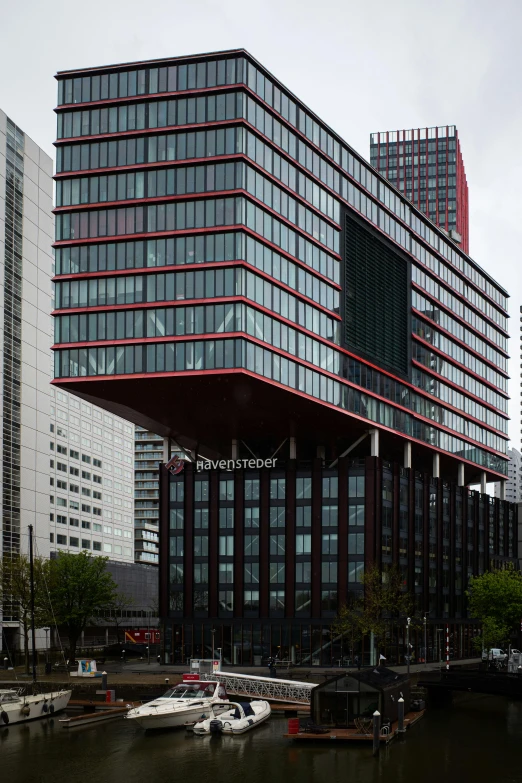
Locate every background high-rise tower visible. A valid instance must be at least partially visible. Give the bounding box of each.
[370,126,469,254]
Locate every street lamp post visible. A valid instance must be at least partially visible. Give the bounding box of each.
[423,612,429,666]
[211,628,215,663]
[406,617,411,676]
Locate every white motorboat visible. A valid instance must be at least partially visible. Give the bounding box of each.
[125,677,228,730]
[193,700,271,735]
[0,688,72,726]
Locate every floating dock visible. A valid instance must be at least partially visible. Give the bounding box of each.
[284,710,425,742]
[60,700,138,728]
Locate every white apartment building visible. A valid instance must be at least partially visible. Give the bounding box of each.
[0,111,54,650]
[134,428,163,564]
[49,389,135,562]
[1,109,137,653]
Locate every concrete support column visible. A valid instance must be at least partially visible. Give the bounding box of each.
[231,439,239,459]
[432,453,440,479]
[457,463,465,487]
[370,429,379,458]
[162,437,170,462]
[289,437,297,460]
[480,472,487,495]
[500,480,506,500]
[404,441,412,470]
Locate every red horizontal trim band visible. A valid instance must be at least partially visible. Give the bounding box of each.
[412,281,508,350]
[53,149,241,179]
[412,314,509,379]
[412,334,508,397]
[411,359,509,414]
[52,224,340,290]
[52,262,341,321]
[53,190,341,262]
[412,307,509,367]
[241,88,509,316]
[54,80,506,312]
[53,152,341,233]
[51,328,509,449]
[54,118,239,146]
[50,280,509,429]
[56,82,244,112]
[53,156,341,233]
[50,365,508,478]
[413,274,509,339]
[50,291,509,440]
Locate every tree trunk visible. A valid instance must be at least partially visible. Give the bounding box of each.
[68,633,79,665]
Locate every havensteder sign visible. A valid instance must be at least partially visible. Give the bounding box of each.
[165,455,277,474]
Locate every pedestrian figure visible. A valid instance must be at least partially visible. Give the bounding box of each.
[354,655,361,671]
[267,656,277,677]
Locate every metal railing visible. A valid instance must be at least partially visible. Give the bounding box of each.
[207,671,316,704]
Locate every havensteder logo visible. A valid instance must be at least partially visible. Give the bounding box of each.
[164,456,278,473]
[165,455,185,475]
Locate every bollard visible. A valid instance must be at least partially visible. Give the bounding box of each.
[397,697,405,733]
[165,678,169,687]
[372,710,381,757]
[102,671,108,691]
[3,657,8,671]
[157,655,161,664]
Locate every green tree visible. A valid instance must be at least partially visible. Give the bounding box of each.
[333,563,415,665]
[331,600,362,662]
[467,566,522,652]
[0,555,49,674]
[47,552,117,662]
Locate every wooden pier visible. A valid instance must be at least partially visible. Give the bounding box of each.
[284,710,425,742]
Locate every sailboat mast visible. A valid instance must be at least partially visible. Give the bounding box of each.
[28,525,37,684]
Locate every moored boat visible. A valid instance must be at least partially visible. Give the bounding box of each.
[0,688,72,726]
[193,700,271,735]
[125,677,228,730]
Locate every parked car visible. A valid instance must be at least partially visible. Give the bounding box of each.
[482,648,507,662]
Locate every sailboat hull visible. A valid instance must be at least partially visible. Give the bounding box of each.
[0,690,72,726]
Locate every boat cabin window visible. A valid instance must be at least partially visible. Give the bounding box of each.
[0,691,19,703]
[162,686,202,699]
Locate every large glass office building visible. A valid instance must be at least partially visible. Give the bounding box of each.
[51,50,513,665]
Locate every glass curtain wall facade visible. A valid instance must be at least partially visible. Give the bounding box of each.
[50,50,514,662]
[52,51,508,481]
[161,457,514,665]
[370,127,469,254]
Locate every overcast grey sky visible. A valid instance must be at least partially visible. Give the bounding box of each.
[1,0,521,447]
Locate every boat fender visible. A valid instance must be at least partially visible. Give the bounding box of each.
[42,703,49,713]
[49,704,55,714]
[1,710,9,725]
[21,705,31,717]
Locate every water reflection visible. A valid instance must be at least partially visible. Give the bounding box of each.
[2,698,522,783]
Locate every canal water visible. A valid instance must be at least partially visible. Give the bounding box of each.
[2,695,522,783]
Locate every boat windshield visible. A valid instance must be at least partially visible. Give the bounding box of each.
[162,687,202,699]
